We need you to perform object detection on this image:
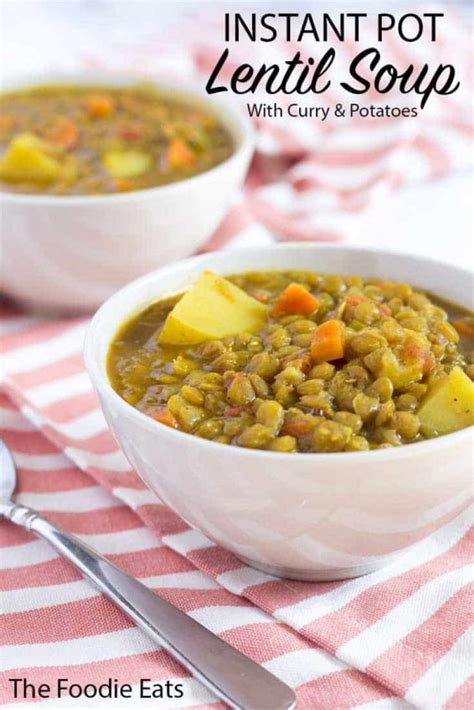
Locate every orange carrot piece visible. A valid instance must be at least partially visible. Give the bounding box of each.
[114,178,135,192]
[225,405,246,417]
[85,94,114,118]
[118,125,141,141]
[166,137,196,170]
[310,320,345,363]
[0,113,14,135]
[149,406,178,428]
[282,418,314,437]
[271,283,320,317]
[378,303,392,316]
[49,117,79,148]
[452,318,474,338]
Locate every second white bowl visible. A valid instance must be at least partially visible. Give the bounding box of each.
[0,75,254,312]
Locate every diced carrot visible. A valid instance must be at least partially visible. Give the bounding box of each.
[166,137,196,170]
[85,94,115,118]
[271,283,320,317]
[48,117,78,148]
[281,418,314,437]
[225,405,245,417]
[310,320,345,363]
[118,125,142,141]
[114,178,135,192]
[452,318,474,338]
[378,303,392,316]
[149,406,178,428]
[0,113,14,135]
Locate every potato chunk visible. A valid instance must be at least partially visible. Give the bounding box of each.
[158,271,268,345]
[418,366,474,435]
[102,150,152,178]
[0,132,61,183]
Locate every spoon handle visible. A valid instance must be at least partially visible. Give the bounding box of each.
[5,504,296,710]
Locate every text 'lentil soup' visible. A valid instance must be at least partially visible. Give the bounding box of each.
[108,270,474,453]
[0,84,234,195]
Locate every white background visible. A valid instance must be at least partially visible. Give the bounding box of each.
[1,0,473,271]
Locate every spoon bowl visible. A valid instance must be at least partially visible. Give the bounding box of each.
[0,438,17,513]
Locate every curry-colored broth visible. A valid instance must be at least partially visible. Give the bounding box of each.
[0,84,234,194]
[107,270,474,453]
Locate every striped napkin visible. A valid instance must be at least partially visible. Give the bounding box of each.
[1,295,472,709]
[1,7,473,708]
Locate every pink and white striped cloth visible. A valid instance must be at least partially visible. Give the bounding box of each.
[0,300,473,709]
[0,308,473,708]
[1,6,474,708]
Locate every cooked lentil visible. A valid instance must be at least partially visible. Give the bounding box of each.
[0,84,234,195]
[108,270,474,452]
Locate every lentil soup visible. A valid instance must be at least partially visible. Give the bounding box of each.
[108,270,474,453]
[0,84,234,195]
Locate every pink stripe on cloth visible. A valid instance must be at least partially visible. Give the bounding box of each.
[1,308,473,708]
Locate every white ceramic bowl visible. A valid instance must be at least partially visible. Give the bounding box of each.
[0,74,254,312]
[85,244,474,581]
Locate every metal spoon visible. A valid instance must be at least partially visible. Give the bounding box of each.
[0,439,296,710]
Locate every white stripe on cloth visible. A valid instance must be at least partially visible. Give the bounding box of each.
[13,451,73,471]
[22,406,107,439]
[1,571,220,613]
[338,565,472,669]
[0,406,36,431]
[405,626,474,708]
[1,627,160,670]
[0,526,162,569]
[188,605,273,634]
[0,316,44,336]
[264,648,347,687]
[64,446,132,473]
[113,487,161,508]
[2,324,87,374]
[162,528,215,555]
[16,486,122,512]
[26,372,92,407]
[225,224,275,249]
[218,565,275,594]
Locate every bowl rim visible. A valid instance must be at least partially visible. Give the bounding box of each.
[0,73,254,205]
[84,242,474,464]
